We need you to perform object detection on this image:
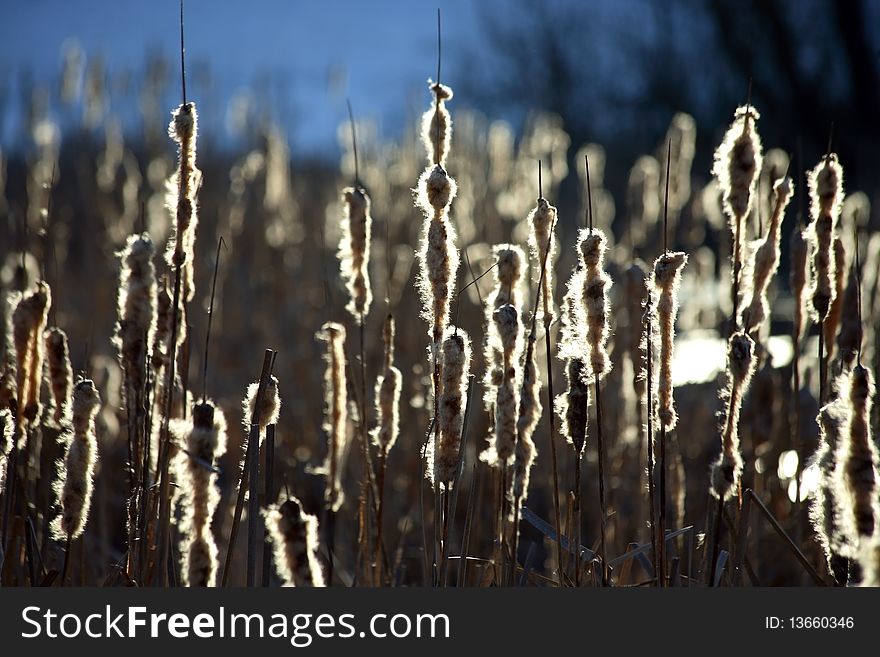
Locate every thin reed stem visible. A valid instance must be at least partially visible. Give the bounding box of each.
[658,424,667,586]
[595,380,608,586]
[261,424,275,587]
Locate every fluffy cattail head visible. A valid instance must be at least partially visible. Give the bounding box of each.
[527,198,557,322]
[12,281,52,425]
[840,364,878,541]
[710,331,756,501]
[808,153,844,222]
[317,322,348,511]
[244,375,281,432]
[578,228,612,380]
[372,315,401,455]
[166,102,200,303]
[179,400,227,587]
[338,186,373,320]
[555,359,589,455]
[114,233,157,406]
[494,304,521,363]
[264,496,325,587]
[712,104,763,221]
[51,378,101,541]
[435,328,471,487]
[710,449,743,502]
[512,343,542,505]
[810,398,850,566]
[491,244,525,308]
[417,164,457,214]
[728,330,757,386]
[416,165,460,343]
[651,252,687,430]
[44,327,73,427]
[808,154,844,321]
[744,175,793,337]
[421,81,453,167]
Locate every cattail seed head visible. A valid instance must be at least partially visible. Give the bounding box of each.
[264,495,325,587]
[511,342,541,505]
[810,398,851,567]
[421,81,453,167]
[372,314,401,455]
[114,233,157,408]
[166,103,200,302]
[556,359,589,456]
[527,198,557,323]
[839,365,878,542]
[178,400,227,587]
[651,252,687,430]
[416,165,459,344]
[807,154,844,322]
[317,322,349,511]
[555,266,589,454]
[713,105,763,222]
[710,331,756,500]
[51,378,101,541]
[743,176,793,337]
[44,327,73,427]
[481,305,522,469]
[484,245,526,408]
[244,374,281,433]
[578,228,612,381]
[435,327,471,487]
[12,281,51,426]
[338,186,373,321]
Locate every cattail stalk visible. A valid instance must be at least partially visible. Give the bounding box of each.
[114,233,157,575]
[790,227,809,503]
[708,331,757,585]
[556,266,588,584]
[579,227,613,583]
[372,314,401,584]
[219,350,274,587]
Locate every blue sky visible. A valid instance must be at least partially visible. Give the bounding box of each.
[0,0,485,153]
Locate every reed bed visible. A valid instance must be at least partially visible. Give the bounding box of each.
[2,12,880,590]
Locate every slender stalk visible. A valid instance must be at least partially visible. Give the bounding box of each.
[245,420,261,586]
[573,452,581,586]
[220,349,274,586]
[658,424,667,586]
[458,464,479,587]
[60,533,72,587]
[708,495,724,586]
[261,424,275,587]
[818,328,826,404]
[645,303,658,584]
[595,380,608,585]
